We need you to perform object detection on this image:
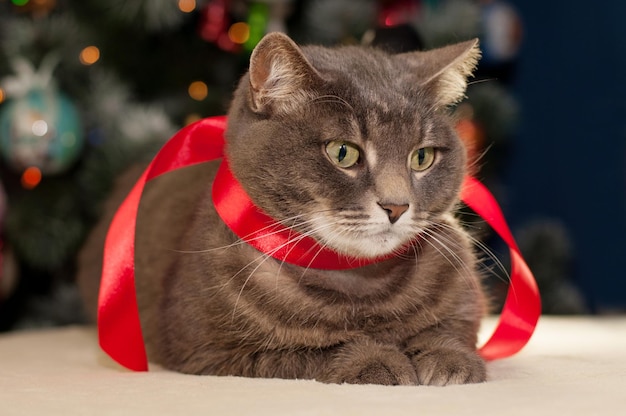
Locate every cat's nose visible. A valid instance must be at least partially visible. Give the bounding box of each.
[378,203,409,224]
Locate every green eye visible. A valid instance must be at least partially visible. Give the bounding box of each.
[325,141,360,168]
[410,147,435,171]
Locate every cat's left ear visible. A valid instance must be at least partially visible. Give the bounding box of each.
[247,32,323,114]
[398,39,480,107]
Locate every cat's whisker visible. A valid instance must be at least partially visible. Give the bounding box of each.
[277,220,346,279]
[466,77,496,86]
[230,218,345,315]
[192,224,309,296]
[172,213,315,254]
[200,213,344,303]
[436,220,511,284]
[174,208,347,255]
[202,250,272,295]
[418,228,464,269]
[227,229,327,318]
[297,222,355,279]
[231,253,276,321]
[462,234,510,282]
[199,219,324,296]
[466,143,493,174]
[393,239,422,263]
[417,224,479,292]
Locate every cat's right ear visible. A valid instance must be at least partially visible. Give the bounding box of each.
[398,39,481,107]
[248,32,323,114]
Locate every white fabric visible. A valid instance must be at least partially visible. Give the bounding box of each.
[1,316,625,415]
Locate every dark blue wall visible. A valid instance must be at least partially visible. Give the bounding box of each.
[506,1,626,310]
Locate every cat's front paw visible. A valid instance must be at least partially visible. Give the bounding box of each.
[411,348,486,386]
[324,342,418,385]
[343,359,417,385]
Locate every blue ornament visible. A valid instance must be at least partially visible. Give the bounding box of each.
[0,56,83,176]
[0,88,83,175]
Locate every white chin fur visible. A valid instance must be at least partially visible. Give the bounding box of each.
[310,217,412,259]
[332,232,408,258]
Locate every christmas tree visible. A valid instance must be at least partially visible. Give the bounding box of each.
[0,0,581,330]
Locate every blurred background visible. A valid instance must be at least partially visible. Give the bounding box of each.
[0,0,623,331]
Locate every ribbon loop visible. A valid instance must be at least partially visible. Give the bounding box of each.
[97,116,540,371]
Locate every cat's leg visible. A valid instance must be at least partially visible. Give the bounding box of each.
[317,339,418,385]
[403,325,486,386]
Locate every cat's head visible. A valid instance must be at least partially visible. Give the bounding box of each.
[225,33,479,259]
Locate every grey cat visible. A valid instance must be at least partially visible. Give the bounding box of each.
[78,32,486,386]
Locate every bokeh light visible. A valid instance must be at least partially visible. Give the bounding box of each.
[11,0,30,6]
[188,81,208,101]
[178,0,196,13]
[0,87,5,104]
[31,120,49,137]
[21,167,42,190]
[79,46,100,65]
[228,22,250,45]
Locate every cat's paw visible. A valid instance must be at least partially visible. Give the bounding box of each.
[343,358,417,385]
[324,342,418,385]
[411,348,486,386]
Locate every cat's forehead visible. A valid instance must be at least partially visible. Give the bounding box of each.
[305,46,432,127]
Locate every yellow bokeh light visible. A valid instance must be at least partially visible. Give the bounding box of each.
[228,22,250,45]
[79,46,100,65]
[178,0,196,13]
[188,81,208,101]
[0,87,5,104]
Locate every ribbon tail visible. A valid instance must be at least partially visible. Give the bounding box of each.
[97,170,149,371]
[461,177,541,361]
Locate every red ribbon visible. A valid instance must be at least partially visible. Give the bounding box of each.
[98,116,540,372]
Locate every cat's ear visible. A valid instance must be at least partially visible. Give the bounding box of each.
[248,32,322,114]
[398,39,480,107]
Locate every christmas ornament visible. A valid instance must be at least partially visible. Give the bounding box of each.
[0,57,83,177]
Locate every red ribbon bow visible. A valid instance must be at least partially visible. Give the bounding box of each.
[97,116,541,372]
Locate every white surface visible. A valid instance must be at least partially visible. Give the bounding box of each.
[1,316,625,415]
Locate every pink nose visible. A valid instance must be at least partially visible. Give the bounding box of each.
[378,203,409,224]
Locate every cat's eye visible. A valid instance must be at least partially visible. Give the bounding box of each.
[410,147,435,172]
[325,141,361,168]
